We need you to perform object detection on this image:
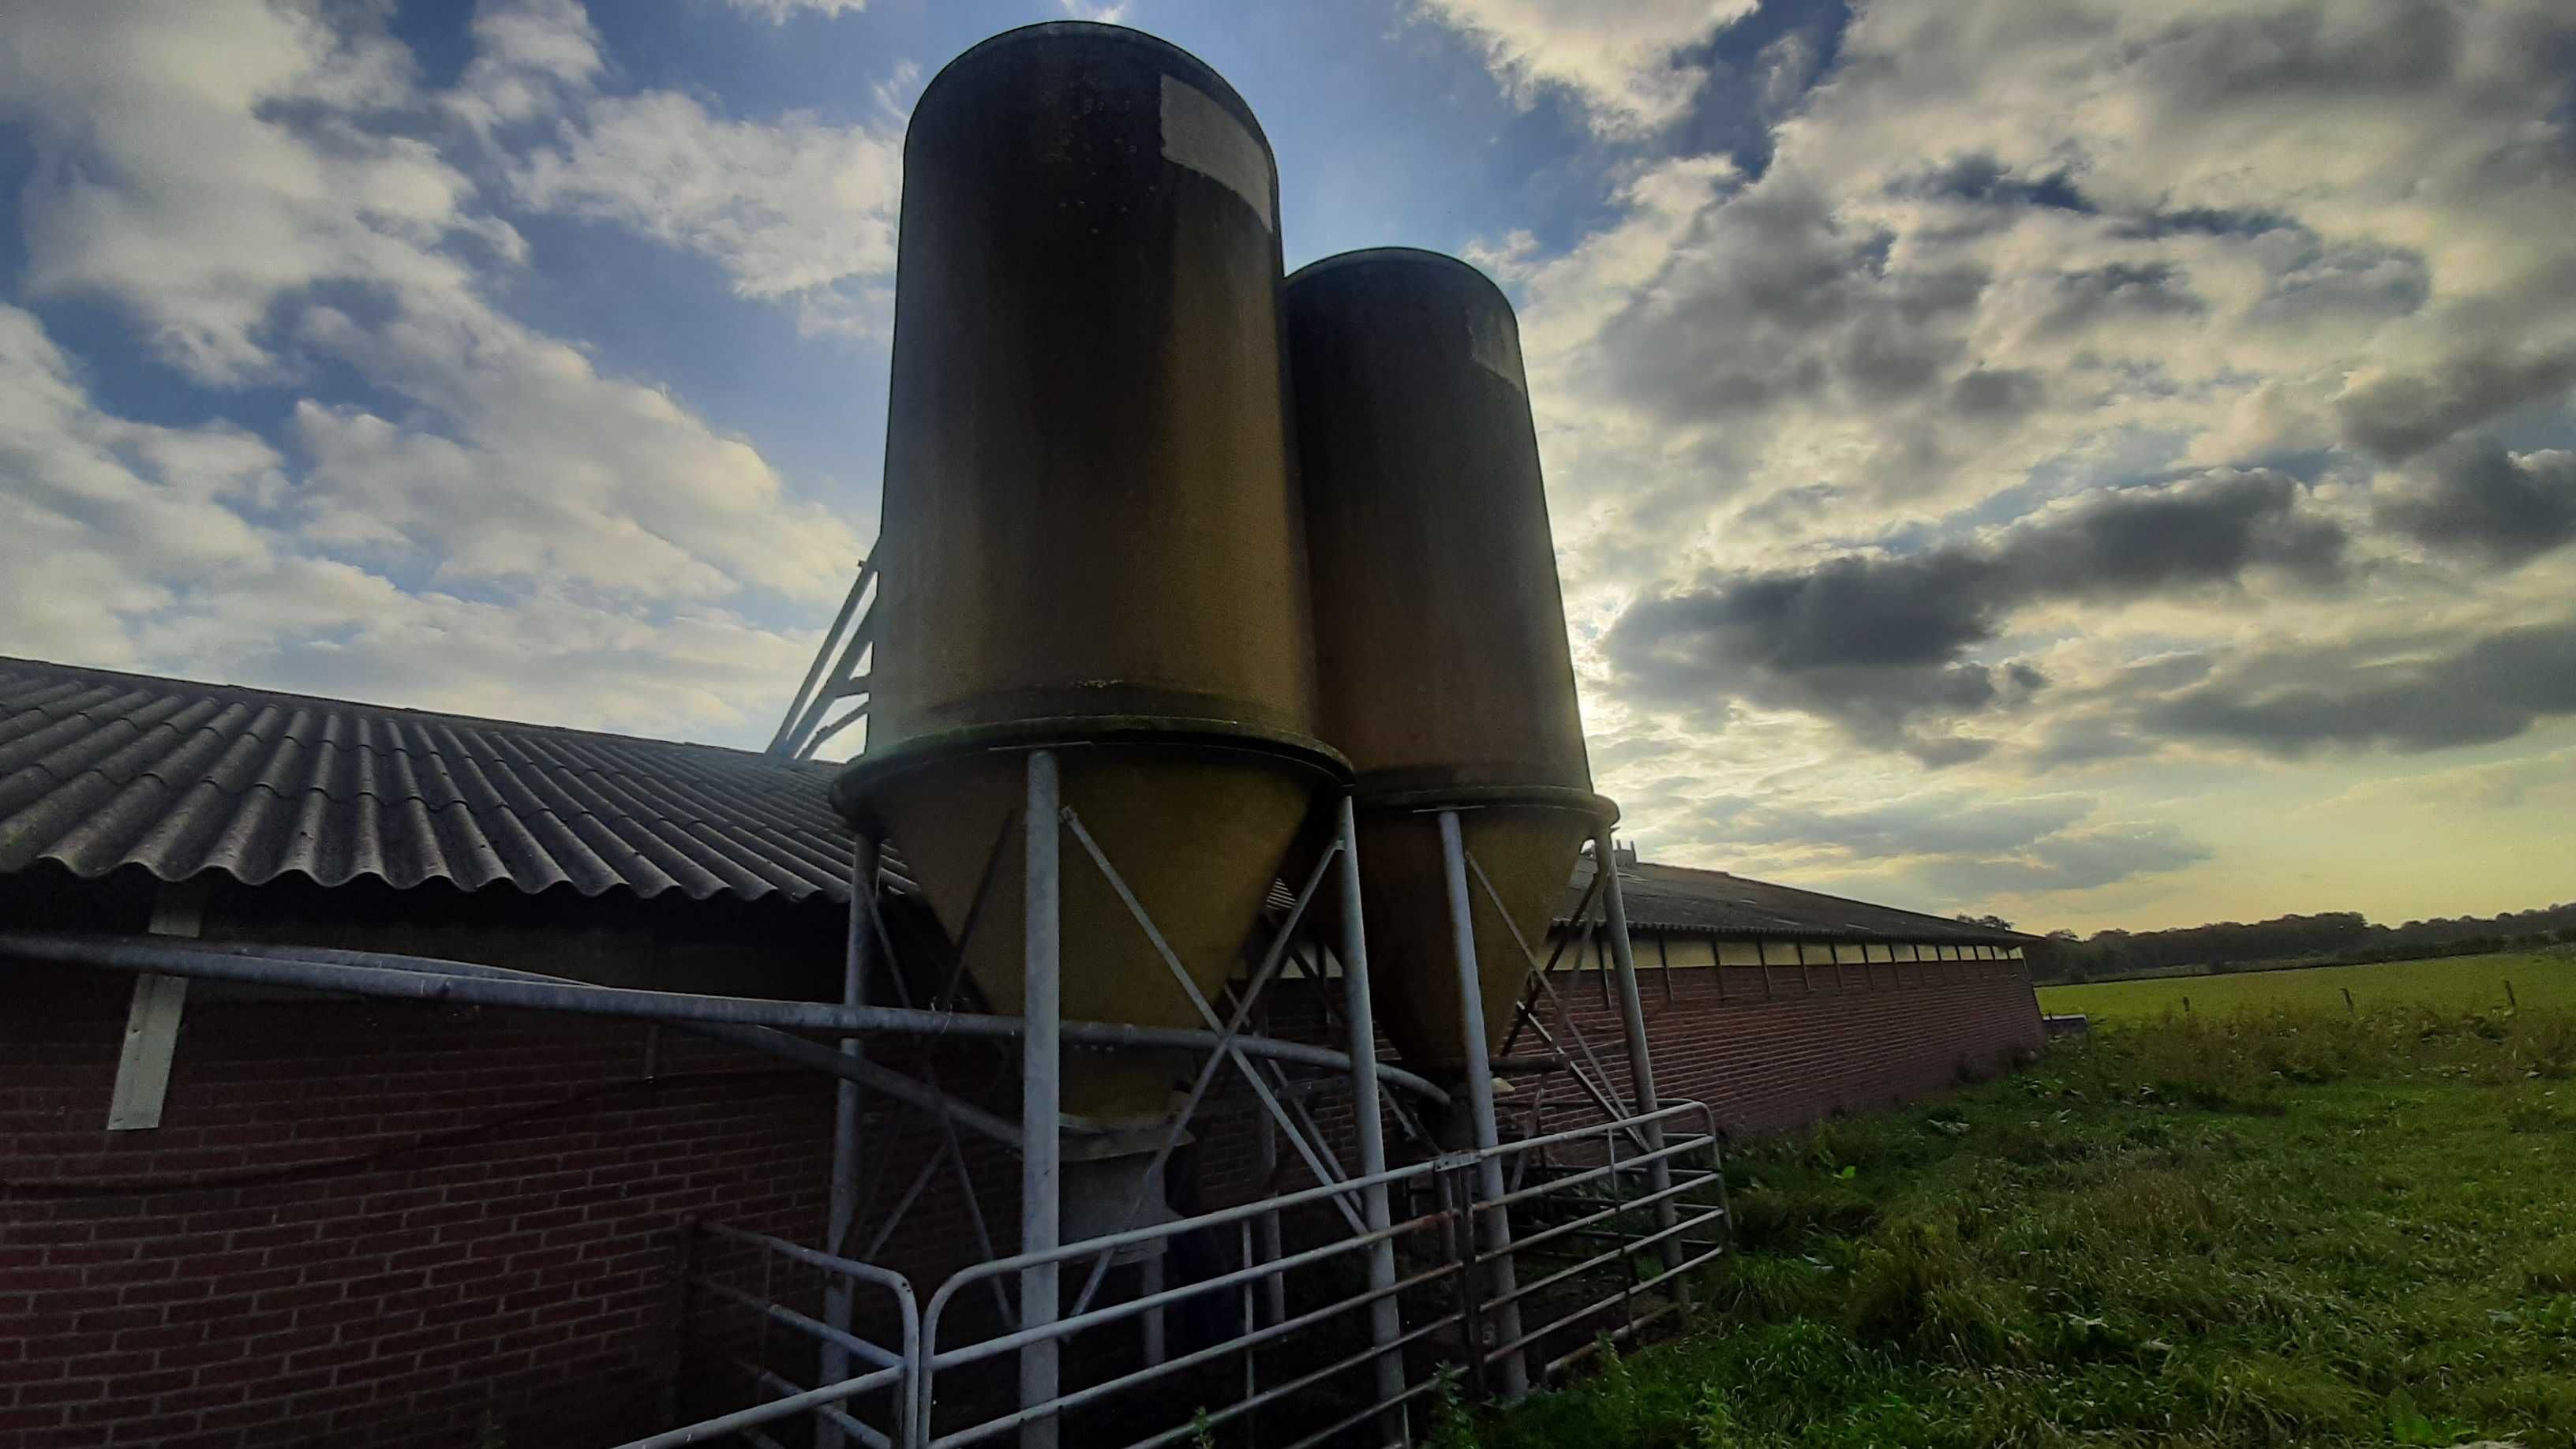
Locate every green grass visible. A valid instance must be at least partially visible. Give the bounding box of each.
[2040,952,2574,1024]
[1455,1000,2576,1447]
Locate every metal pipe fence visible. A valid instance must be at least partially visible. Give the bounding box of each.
[9,932,1723,1447]
[907,1100,1726,1449]
[660,1220,922,1449]
[632,1101,1723,1448]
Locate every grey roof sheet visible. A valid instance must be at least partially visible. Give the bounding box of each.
[2,656,2027,942]
[1563,854,2030,946]
[0,657,857,904]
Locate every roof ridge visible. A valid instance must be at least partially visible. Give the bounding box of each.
[0,654,819,767]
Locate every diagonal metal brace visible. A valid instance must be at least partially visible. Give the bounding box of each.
[1466,849,1653,1152]
[1061,809,1368,1236]
[1067,826,1343,1316]
[1497,869,1600,1058]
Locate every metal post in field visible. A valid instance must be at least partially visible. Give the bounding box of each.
[820,837,879,1449]
[1596,827,1685,1299]
[1438,809,1527,1401]
[2507,980,2518,1010]
[1334,795,1410,1445]
[1020,750,1062,1449]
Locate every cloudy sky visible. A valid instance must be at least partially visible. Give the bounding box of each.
[4,0,2571,931]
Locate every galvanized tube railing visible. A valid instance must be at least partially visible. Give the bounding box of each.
[0,931,1451,1105]
[912,1099,1728,1447]
[644,1098,1731,1433]
[620,1361,909,1449]
[730,1358,889,1449]
[670,1220,920,1449]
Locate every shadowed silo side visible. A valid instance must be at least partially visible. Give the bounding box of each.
[833,23,1345,1128]
[1285,249,1608,1086]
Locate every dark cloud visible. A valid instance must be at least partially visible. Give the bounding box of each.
[1913,821,2211,898]
[1600,181,1990,426]
[2106,206,2294,241]
[2376,442,2576,565]
[2144,0,2462,108]
[2031,719,2155,768]
[1949,368,2044,420]
[2039,262,2207,336]
[2005,472,2348,595]
[1706,793,2093,860]
[2249,238,2428,323]
[1891,152,2095,215]
[1606,471,2346,760]
[1672,794,2207,902]
[2147,618,2576,756]
[2337,346,2576,461]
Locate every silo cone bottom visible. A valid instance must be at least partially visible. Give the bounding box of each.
[871,743,1324,1126]
[1353,803,1597,1085]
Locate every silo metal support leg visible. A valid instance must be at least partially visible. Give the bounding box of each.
[821,837,880,1449]
[1594,830,1687,1304]
[1333,796,1410,1446]
[1020,751,1063,1449]
[1437,811,1527,1402]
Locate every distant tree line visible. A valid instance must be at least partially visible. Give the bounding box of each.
[2027,901,2576,983]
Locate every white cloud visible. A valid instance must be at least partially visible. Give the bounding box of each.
[449,0,605,135]
[725,0,870,22]
[0,1,863,743]
[1458,0,2576,923]
[0,292,829,745]
[1417,0,1756,135]
[0,3,504,385]
[511,92,904,335]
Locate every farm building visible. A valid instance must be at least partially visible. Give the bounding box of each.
[0,656,2041,1447]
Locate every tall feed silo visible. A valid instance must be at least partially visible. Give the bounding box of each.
[833,26,1345,1144]
[1284,249,1608,1095]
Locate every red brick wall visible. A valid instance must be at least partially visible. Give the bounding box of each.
[2,943,2039,1447]
[1195,953,2045,1198]
[1532,956,2046,1139]
[0,971,856,1449]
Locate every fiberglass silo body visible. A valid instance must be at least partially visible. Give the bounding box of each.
[1284,249,1607,1085]
[833,24,1343,1128]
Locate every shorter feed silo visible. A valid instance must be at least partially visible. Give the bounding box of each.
[1283,249,1611,1095]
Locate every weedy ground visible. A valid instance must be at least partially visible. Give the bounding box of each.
[1447,1001,2576,1447]
[2039,951,2572,1024]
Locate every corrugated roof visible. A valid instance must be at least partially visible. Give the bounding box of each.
[0,657,858,904]
[1563,854,2028,946]
[2,656,2030,942]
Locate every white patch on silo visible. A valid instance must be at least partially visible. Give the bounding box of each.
[1159,73,1274,232]
[1468,305,1527,394]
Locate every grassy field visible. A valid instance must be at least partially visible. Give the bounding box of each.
[1455,996,2576,1447]
[2039,951,2572,1024]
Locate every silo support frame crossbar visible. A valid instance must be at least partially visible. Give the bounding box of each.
[1062,811,1350,1319]
[1461,851,1649,1155]
[1020,762,1409,1449]
[1061,807,1368,1236]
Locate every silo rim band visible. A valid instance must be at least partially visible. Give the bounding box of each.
[912,20,1274,160]
[1285,246,1514,309]
[830,716,1353,821]
[1353,784,1618,826]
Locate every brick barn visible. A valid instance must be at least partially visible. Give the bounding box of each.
[0,657,2042,1447]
